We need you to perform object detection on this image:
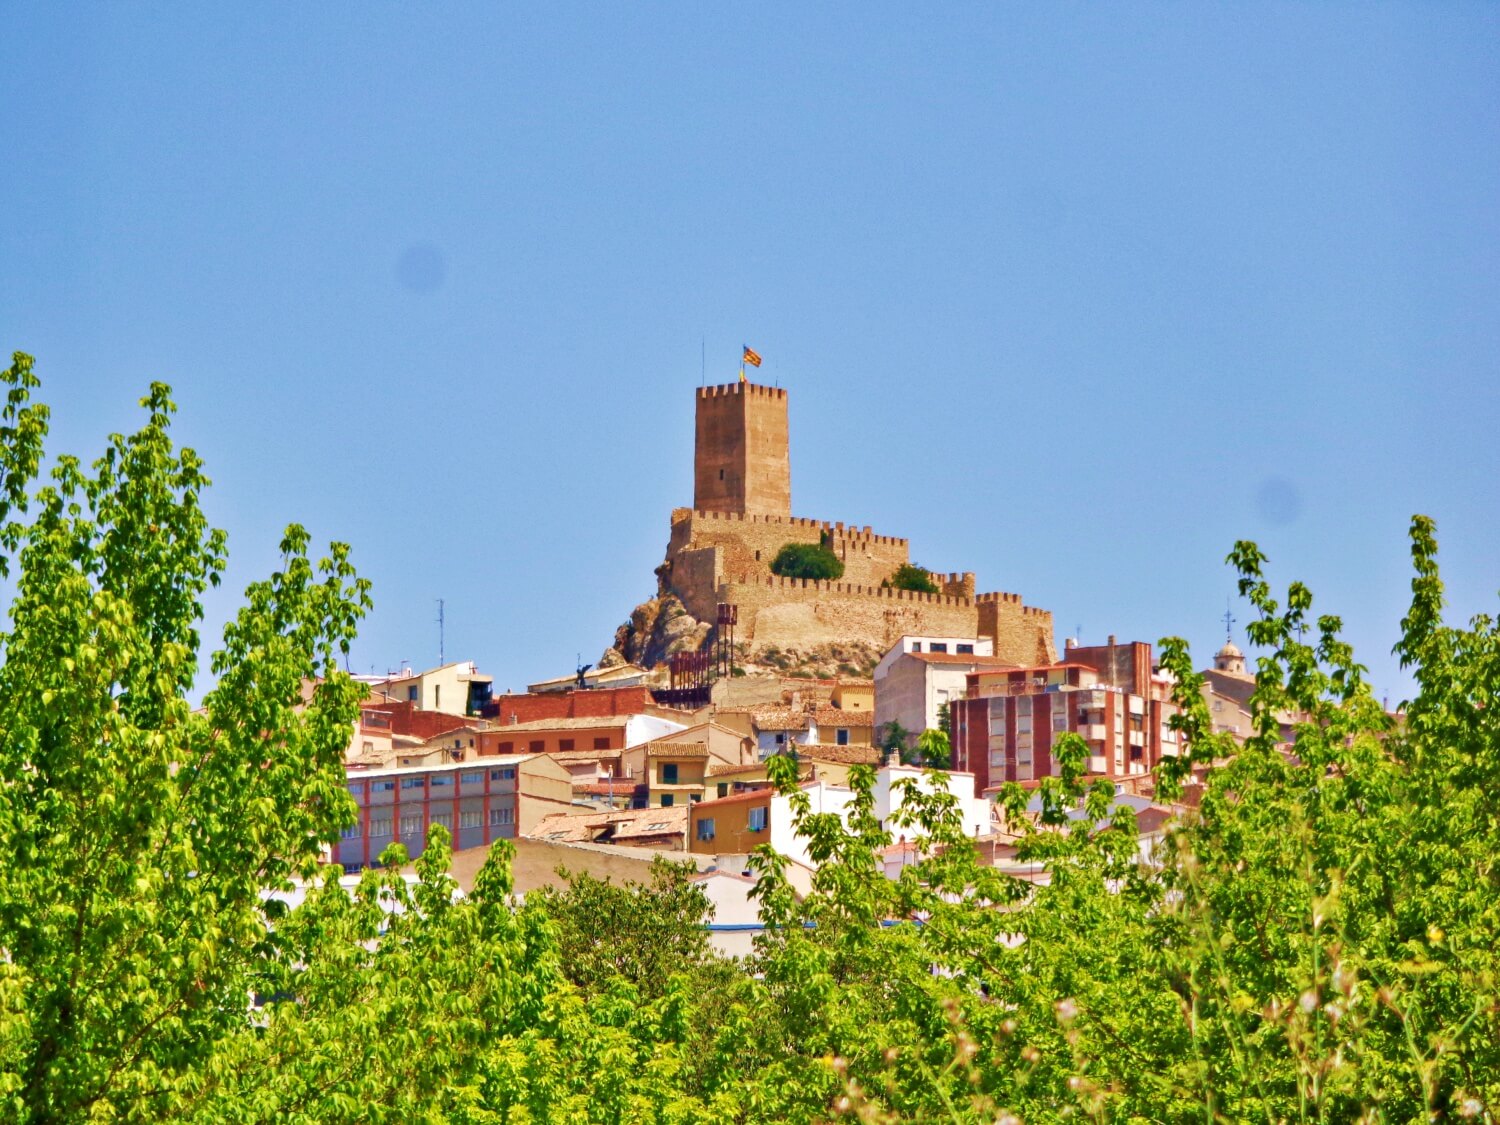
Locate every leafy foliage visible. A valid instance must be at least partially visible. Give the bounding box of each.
[882,563,939,594]
[1,349,1496,1122]
[770,540,845,581]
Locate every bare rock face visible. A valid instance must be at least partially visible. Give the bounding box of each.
[604,594,710,670]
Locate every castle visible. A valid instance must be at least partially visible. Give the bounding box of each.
[604,380,1056,672]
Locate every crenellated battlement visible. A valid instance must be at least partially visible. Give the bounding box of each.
[729,574,975,608]
[697,381,787,401]
[670,507,909,548]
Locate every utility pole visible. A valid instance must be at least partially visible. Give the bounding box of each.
[436,599,445,666]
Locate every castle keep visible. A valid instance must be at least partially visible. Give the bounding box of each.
[607,380,1056,670]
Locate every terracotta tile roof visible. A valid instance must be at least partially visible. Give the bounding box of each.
[692,788,777,811]
[748,709,810,731]
[528,804,684,843]
[706,761,774,778]
[552,748,624,763]
[810,707,874,727]
[646,742,711,759]
[798,744,881,765]
[489,716,629,733]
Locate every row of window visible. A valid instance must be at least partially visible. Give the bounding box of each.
[910,642,975,654]
[492,737,612,754]
[342,806,515,839]
[355,767,515,796]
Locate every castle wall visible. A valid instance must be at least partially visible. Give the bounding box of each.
[667,508,914,591]
[670,546,723,624]
[976,593,1058,666]
[721,576,982,654]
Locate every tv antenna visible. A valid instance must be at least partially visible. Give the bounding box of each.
[436,599,445,665]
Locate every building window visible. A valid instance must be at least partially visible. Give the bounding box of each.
[460,811,482,829]
[697,818,716,841]
[372,780,395,793]
[434,686,441,711]
[400,814,422,836]
[957,644,974,655]
[930,643,948,653]
[431,813,452,831]
[717,783,728,798]
[559,738,575,751]
[369,817,392,837]
[775,733,786,745]
[430,774,452,788]
[1053,712,1067,732]
[911,642,922,652]
[660,794,674,807]
[748,806,768,832]
[341,824,362,840]
[690,793,701,802]
[529,740,543,753]
[460,771,483,785]
[400,777,425,790]
[407,686,418,702]
[491,767,516,781]
[593,737,610,750]
[836,729,849,746]
[1016,748,1033,782]
[361,741,374,754]
[497,741,514,754]
[490,807,514,826]
[661,763,679,784]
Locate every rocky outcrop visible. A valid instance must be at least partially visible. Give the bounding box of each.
[604,594,713,670]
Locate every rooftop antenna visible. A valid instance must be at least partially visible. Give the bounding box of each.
[1222,598,1236,643]
[436,599,445,666]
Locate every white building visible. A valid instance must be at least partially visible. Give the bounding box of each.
[873,635,1011,744]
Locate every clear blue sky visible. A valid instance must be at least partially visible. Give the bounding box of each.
[3,4,1496,704]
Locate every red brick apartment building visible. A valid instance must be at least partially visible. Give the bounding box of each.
[950,639,1181,793]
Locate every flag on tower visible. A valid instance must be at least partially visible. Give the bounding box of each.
[742,345,762,368]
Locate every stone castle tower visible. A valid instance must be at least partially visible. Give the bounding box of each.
[603,379,1057,673]
[694,382,791,517]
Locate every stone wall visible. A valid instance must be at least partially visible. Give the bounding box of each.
[976,592,1058,666]
[722,576,982,654]
[667,508,912,592]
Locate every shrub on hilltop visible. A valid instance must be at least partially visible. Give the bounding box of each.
[883,562,940,593]
[770,539,844,581]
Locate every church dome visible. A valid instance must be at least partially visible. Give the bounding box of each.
[1213,639,1247,674]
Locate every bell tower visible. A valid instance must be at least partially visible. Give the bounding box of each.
[693,382,791,517]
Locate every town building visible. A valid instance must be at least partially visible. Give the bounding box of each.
[473,712,687,757]
[949,647,1182,794]
[873,635,1016,744]
[688,762,993,870]
[362,660,494,717]
[336,753,573,870]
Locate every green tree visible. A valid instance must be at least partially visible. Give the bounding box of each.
[883,562,939,594]
[915,726,951,770]
[529,857,716,1000]
[770,541,844,581]
[0,353,371,1120]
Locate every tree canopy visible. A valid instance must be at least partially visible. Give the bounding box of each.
[1,349,1496,1122]
[882,563,939,594]
[770,540,844,581]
